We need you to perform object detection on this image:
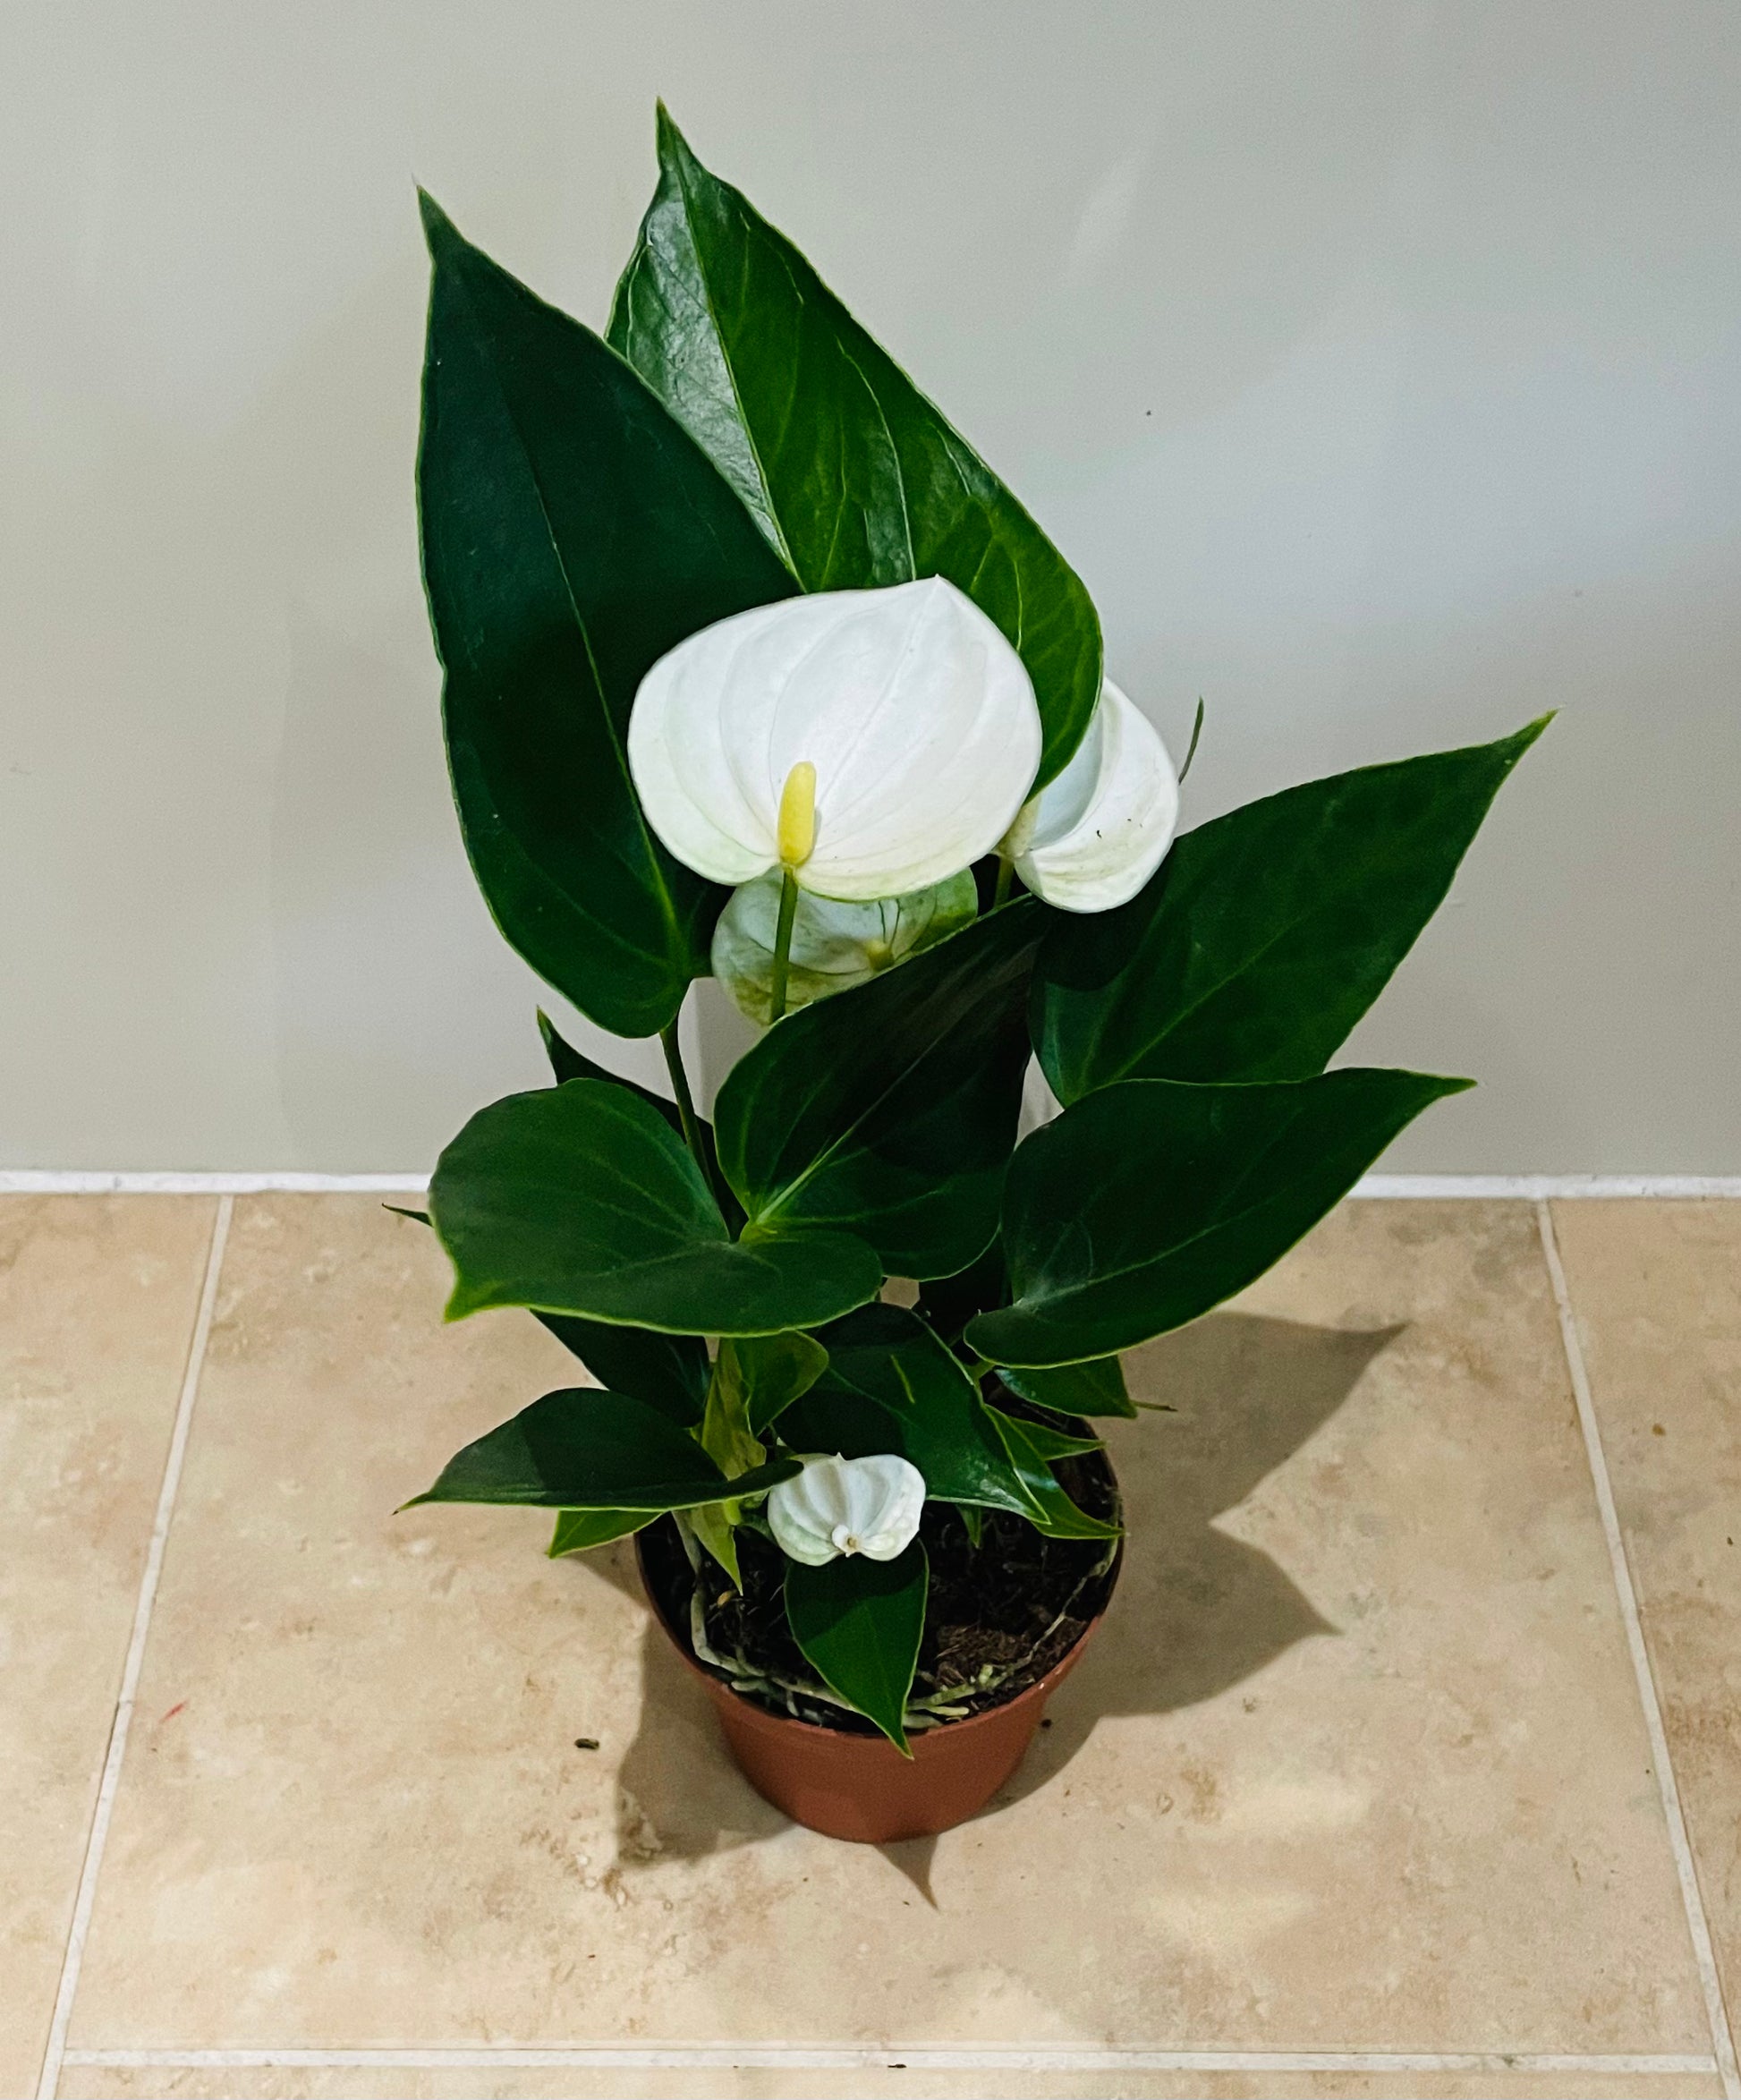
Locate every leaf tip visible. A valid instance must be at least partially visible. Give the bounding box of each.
[416,187,457,251]
[1509,710,1557,757]
[653,99,687,159]
[443,1281,487,1322]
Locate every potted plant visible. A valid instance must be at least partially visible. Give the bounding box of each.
[403,109,1545,1843]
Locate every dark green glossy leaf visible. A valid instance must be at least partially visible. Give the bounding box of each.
[418,192,795,1038]
[406,1386,801,1510]
[779,1305,1039,1518]
[548,1507,649,1556]
[716,903,1043,1280]
[607,109,1101,791]
[1032,718,1550,1101]
[985,1410,1103,1459]
[430,1079,882,1337]
[986,1411,1121,1541]
[380,1187,710,1424]
[967,1070,1471,1366]
[998,1356,1135,1419]
[538,1010,682,1131]
[785,1541,928,1753]
[534,1313,708,1427]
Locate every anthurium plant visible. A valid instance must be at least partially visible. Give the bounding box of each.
[405,109,1546,1754]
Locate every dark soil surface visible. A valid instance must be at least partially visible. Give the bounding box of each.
[640,1447,1121,1735]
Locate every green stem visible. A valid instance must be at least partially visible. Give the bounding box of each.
[659,1018,727,1212]
[769,867,800,1022]
[992,855,1015,910]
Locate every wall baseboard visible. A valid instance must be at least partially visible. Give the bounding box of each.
[2,1170,1739,1198]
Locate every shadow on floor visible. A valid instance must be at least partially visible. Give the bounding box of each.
[573,1309,1400,1890]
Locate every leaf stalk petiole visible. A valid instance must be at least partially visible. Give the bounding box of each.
[659,1016,730,1214]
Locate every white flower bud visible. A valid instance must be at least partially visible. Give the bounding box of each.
[767,1452,927,1566]
[1006,680,1179,913]
[710,869,978,1024]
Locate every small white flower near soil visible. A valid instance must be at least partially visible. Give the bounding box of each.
[768,1452,928,1566]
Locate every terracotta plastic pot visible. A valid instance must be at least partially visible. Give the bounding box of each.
[636,1532,1119,1843]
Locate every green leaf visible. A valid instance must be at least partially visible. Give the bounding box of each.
[998,1356,1136,1419]
[1032,718,1550,1101]
[716,902,1044,1279]
[688,1502,743,1586]
[417,192,796,1038]
[548,1507,649,1556]
[533,1313,708,1427]
[967,1070,1472,1366]
[785,1541,928,1753]
[406,1387,801,1510]
[984,1410,1103,1460]
[692,1333,832,1585]
[779,1305,1040,1518]
[537,1011,683,1132]
[711,871,978,1027]
[608,109,1102,790]
[384,1105,714,1420]
[720,1331,832,1437]
[430,1079,882,1337]
[985,1411,1120,1541]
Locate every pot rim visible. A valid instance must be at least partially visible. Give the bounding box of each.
[634,1524,1124,1746]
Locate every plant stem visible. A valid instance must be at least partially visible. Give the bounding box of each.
[769,867,800,1022]
[992,855,1015,909]
[659,1017,727,1211]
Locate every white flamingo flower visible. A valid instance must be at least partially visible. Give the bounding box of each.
[627,578,1042,902]
[1000,680,1179,913]
[767,1452,927,1566]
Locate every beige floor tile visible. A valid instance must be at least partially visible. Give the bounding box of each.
[0,1195,217,2098]
[1550,1200,1741,2028]
[68,1198,1706,2053]
[54,2058,1728,2099]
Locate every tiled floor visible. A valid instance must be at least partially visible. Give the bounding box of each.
[3,1195,1737,2100]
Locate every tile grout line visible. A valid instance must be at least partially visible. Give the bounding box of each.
[33,1195,234,2100]
[55,2046,1723,2074]
[1536,1198,1741,2100]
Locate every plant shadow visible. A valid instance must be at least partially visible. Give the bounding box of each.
[574,1309,1400,1887]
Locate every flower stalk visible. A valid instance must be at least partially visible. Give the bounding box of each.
[768,867,800,1022]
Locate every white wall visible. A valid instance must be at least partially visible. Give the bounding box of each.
[4,0,1737,1172]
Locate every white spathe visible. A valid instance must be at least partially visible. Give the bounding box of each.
[767,1452,927,1566]
[627,578,1042,901]
[1004,680,1179,913]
